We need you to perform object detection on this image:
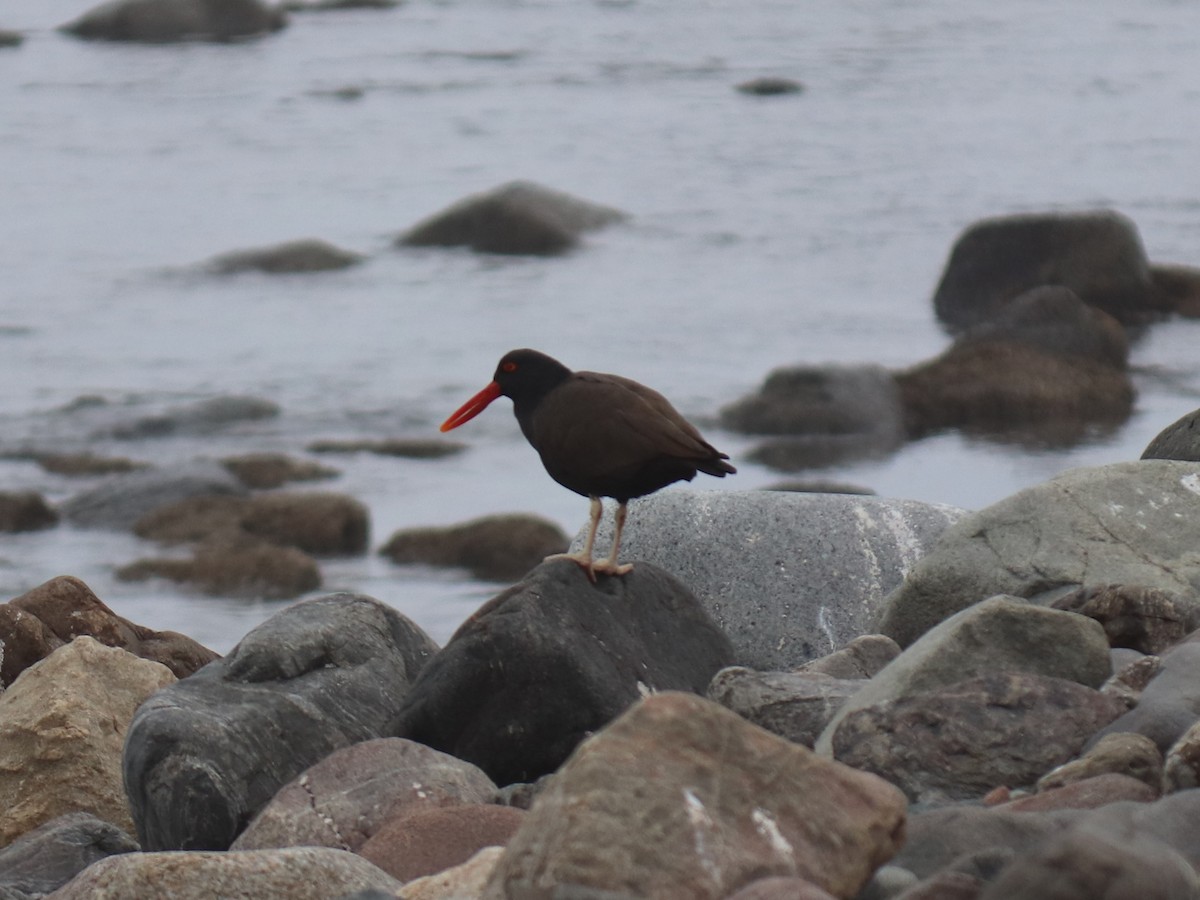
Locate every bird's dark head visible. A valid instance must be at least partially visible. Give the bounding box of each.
[440,349,572,433]
[492,349,572,404]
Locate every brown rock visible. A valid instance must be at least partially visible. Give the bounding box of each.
[1163,719,1200,792]
[240,491,369,555]
[381,513,568,582]
[219,452,339,489]
[725,876,836,900]
[484,692,906,900]
[359,804,525,883]
[1150,263,1200,319]
[1052,584,1200,655]
[306,437,467,458]
[706,667,861,748]
[894,871,984,900]
[206,238,363,274]
[0,491,58,532]
[48,848,403,899]
[35,453,148,476]
[117,538,321,600]
[1004,773,1157,812]
[0,575,217,686]
[1102,654,1162,707]
[1037,732,1163,793]
[133,494,247,544]
[232,738,497,852]
[831,673,1127,803]
[0,638,175,846]
[796,634,901,679]
[402,846,504,900]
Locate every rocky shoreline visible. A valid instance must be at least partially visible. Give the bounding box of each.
[3,419,1200,896]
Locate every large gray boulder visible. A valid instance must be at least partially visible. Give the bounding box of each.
[878,460,1200,648]
[574,490,966,670]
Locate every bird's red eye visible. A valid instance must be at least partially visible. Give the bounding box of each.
[501,361,518,373]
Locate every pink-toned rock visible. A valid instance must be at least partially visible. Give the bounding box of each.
[484,692,906,900]
[1001,774,1157,812]
[402,847,504,900]
[359,804,525,883]
[232,738,497,852]
[725,876,839,899]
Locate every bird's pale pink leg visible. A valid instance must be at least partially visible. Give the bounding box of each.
[544,495,604,580]
[592,501,634,577]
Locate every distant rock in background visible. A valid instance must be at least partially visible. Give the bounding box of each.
[0,490,58,532]
[398,181,627,256]
[106,395,280,439]
[932,209,1172,329]
[381,513,567,582]
[61,0,287,43]
[0,29,23,47]
[307,437,466,459]
[736,76,804,95]
[219,452,340,489]
[204,238,364,274]
[60,461,246,530]
[283,0,399,10]
[35,453,150,477]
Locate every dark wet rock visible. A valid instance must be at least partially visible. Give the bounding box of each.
[1038,732,1163,793]
[124,594,438,851]
[896,288,1134,444]
[283,0,399,9]
[117,537,322,599]
[761,479,877,495]
[307,437,467,458]
[931,209,1170,330]
[0,813,138,898]
[205,238,364,274]
[1143,406,1200,462]
[60,460,246,530]
[878,460,1200,649]
[399,180,626,256]
[107,394,280,439]
[380,513,567,582]
[706,667,860,748]
[720,364,905,470]
[50,847,404,899]
[977,825,1200,899]
[0,575,218,687]
[1051,583,1200,655]
[830,672,1125,804]
[1003,773,1158,812]
[578,489,965,670]
[358,804,525,883]
[395,560,734,786]
[1150,263,1200,318]
[483,692,906,900]
[1087,642,1200,753]
[893,870,984,900]
[819,596,1112,754]
[232,737,496,852]
[61,0,287,43]
[0,29,24,47]
[35,452,149,476]
[735,77,804,96]
[0,637,176,846]
[0,491,58,532]
[797,634,900,679]
[219,452,339,488]
[135,490,368,555]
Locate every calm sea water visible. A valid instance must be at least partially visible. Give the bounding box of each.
[2,0,1200,651]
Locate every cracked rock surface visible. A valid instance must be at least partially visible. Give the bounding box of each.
[878,460,1200,648]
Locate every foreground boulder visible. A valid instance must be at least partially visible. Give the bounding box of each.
[0,638,175,846]
[399,180,627,256]
[719,363,905,470]
[50,848,403,899]
[0,813,138,898]
[380,513,568,582]
[123,594,437,850]
[931,209,1170,329]
[61,0,286,42]
[575,489,965,669]
[232,738,497,852]
[1143,406,1200,461]
[878,460,1200,648]
[204,238,363,274]
[395,560,735,785]
[897,286,1135,445]
[0,575,217,686]
[483,692,906,900]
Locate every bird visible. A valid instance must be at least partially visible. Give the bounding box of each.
[440,348,736,580]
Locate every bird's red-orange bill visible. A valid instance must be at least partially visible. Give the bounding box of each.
[439,381,502,432]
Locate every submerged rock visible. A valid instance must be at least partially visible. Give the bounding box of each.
[61,0,287,43]
[205,238,364,274]
[380,513,568,582]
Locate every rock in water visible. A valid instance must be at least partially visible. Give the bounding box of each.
[482,692,906,900]
[394,559,735,785]
[123,594,438,850]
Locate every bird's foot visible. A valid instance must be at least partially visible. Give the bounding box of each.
[590,558,634,578]
[543,551,599,582]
